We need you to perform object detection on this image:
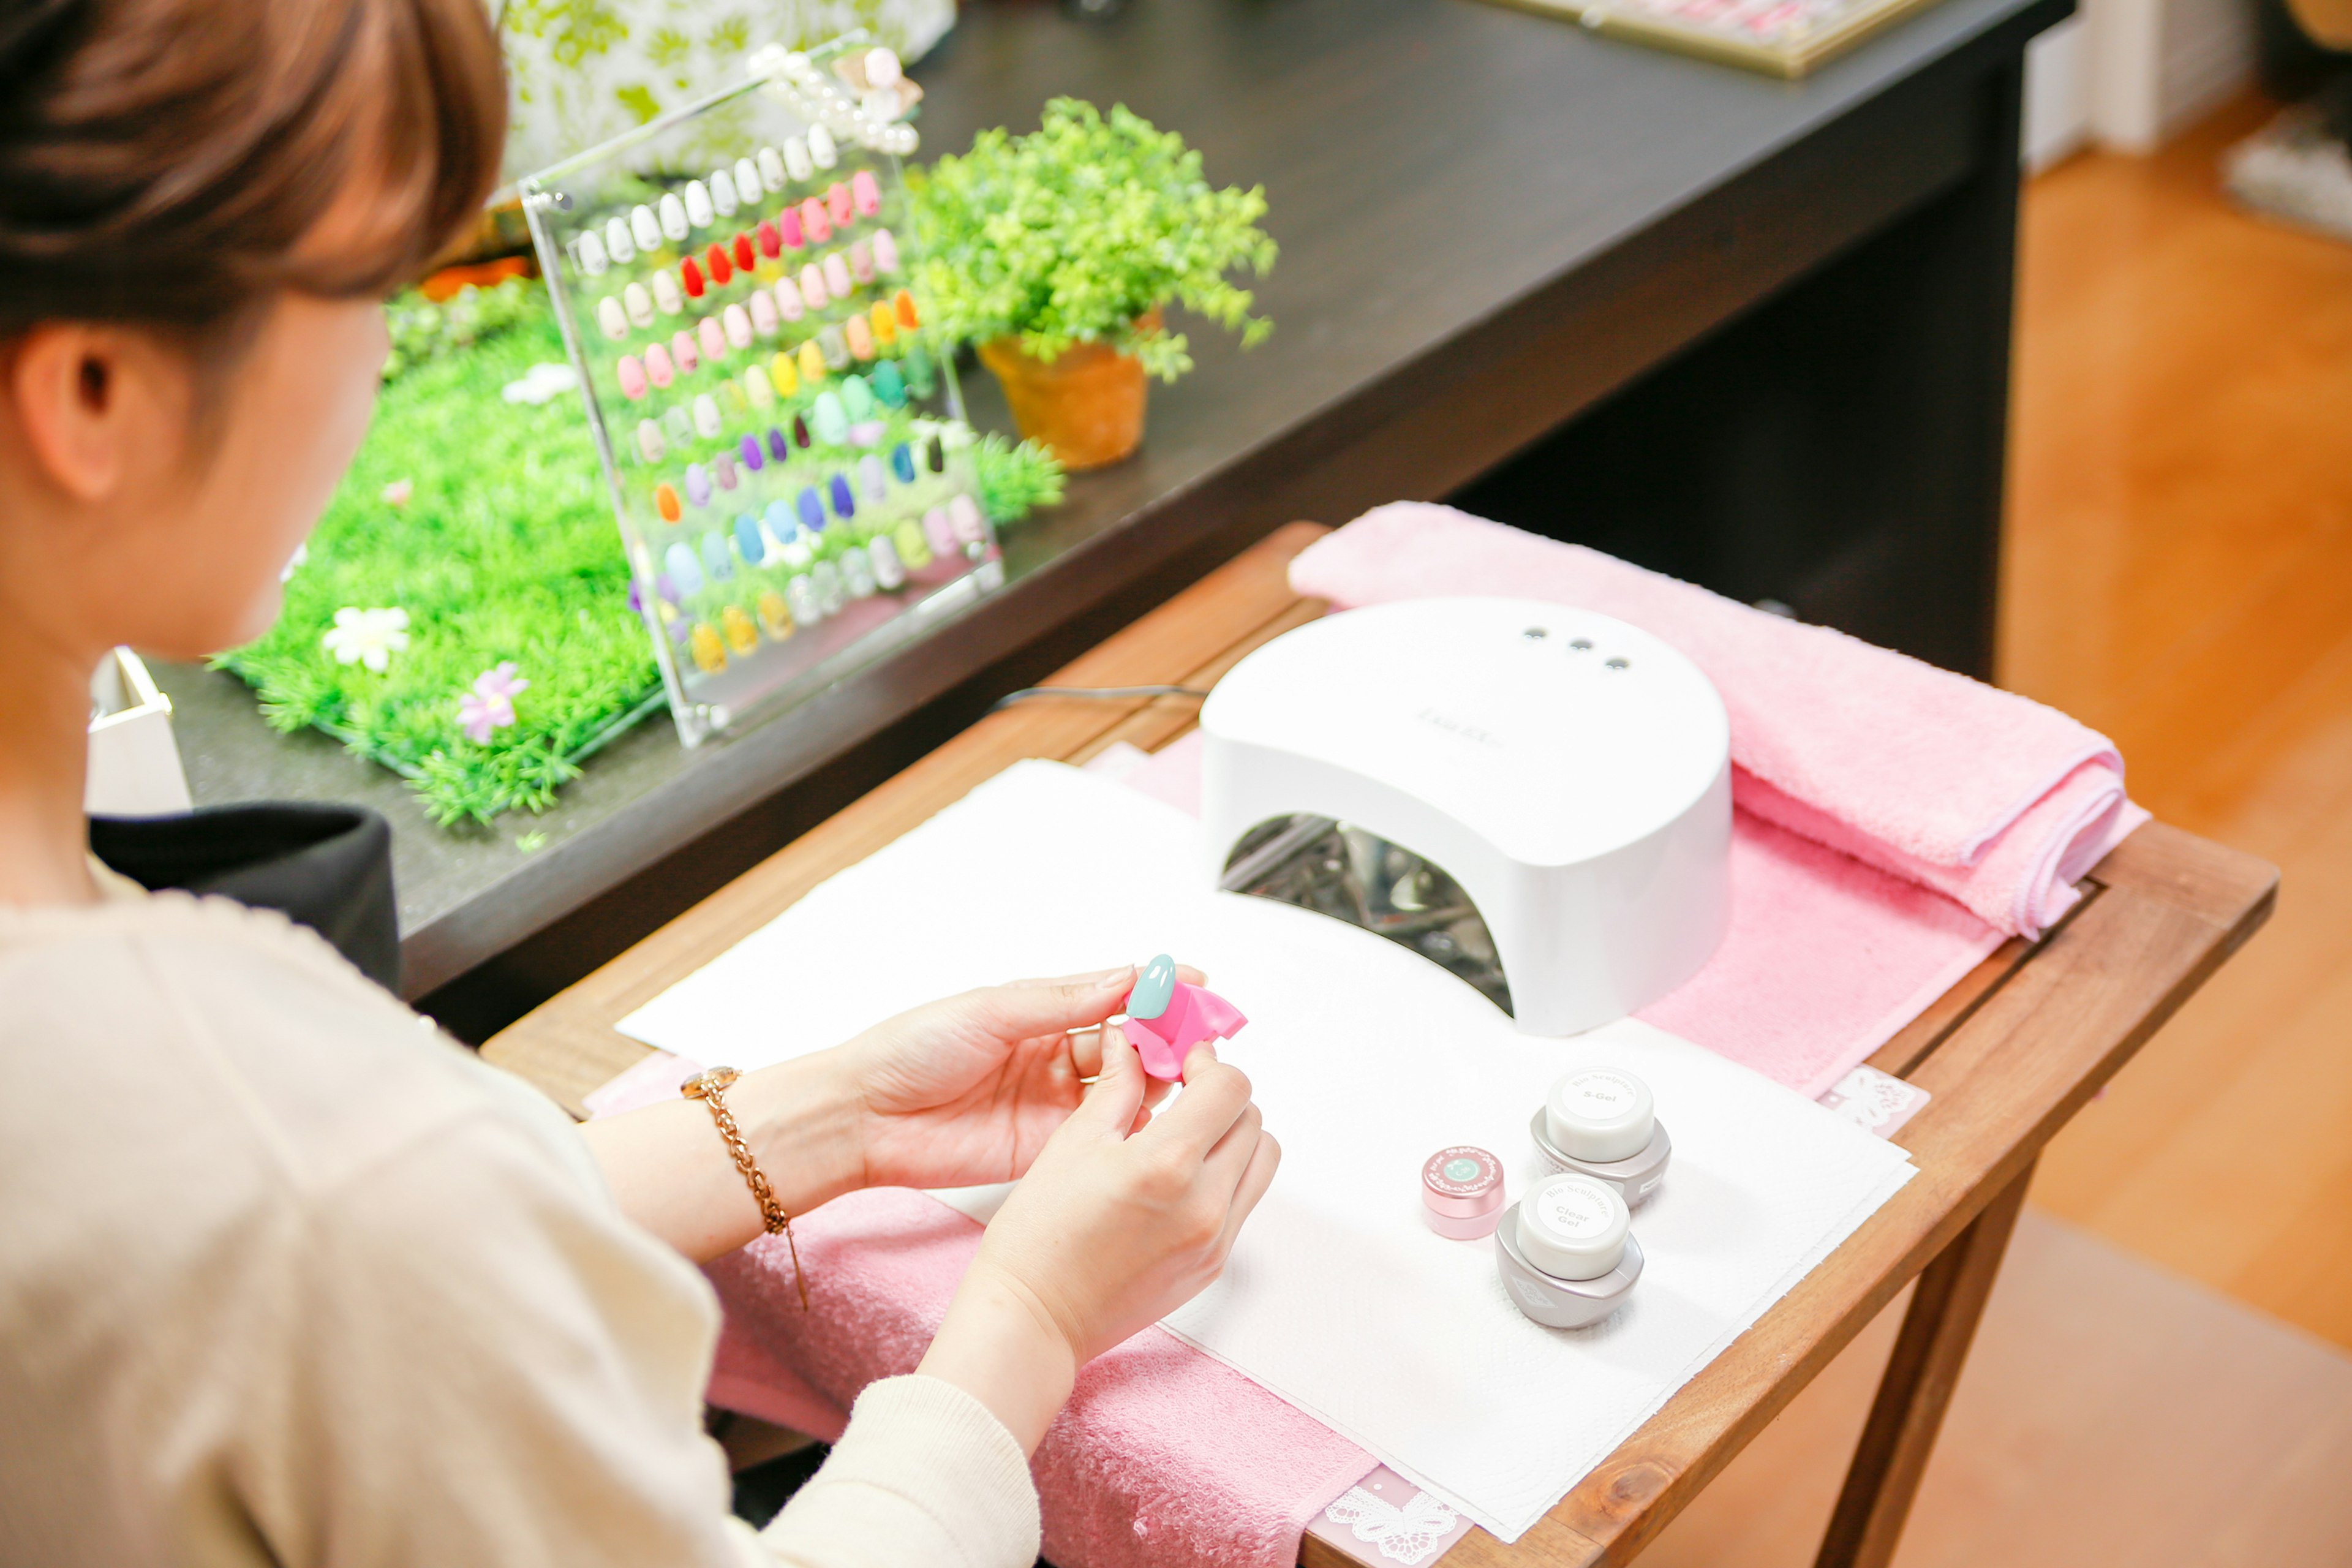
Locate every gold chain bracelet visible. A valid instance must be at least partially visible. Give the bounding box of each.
[680,1066,807,1310]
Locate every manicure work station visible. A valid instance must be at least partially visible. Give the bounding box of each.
[159,0,2068,1033]
[485,524,2272,1567]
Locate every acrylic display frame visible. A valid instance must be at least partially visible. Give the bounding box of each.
[520,36,998,749]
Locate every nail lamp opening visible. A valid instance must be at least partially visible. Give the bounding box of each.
[1202,597,1732,1036]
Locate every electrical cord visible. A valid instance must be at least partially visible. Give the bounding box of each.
[989,684,1212,713]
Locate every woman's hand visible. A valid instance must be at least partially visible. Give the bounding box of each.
[916,1029,1280,1452]
[579,965,1194,1264]
[837,965,1194,1192]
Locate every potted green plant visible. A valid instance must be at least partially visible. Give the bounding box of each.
[909,98,1277,469]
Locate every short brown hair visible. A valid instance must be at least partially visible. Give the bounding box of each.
[0,0,507,343]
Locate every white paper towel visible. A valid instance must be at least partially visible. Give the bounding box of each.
[620,761,1915,1541]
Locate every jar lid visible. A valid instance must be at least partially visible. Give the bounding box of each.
[1516,1173,1630,1281]
[1421,1145,1504,1223]
[1544,1067,1656,1164]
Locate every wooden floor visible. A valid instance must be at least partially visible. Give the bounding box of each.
[2001,96,2352,1354]
[1642,1209,2352,1566]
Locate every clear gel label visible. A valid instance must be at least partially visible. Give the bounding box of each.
[1564,1071,1638,1121]
[1532,1179,1613,1242]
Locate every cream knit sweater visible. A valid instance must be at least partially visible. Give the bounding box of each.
[0,886,1041,1568]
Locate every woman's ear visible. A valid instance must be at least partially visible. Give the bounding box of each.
[5,323,184,505]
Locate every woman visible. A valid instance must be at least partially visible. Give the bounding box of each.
[0,2,1279,1564]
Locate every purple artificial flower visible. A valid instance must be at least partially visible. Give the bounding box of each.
[456,661,529,744]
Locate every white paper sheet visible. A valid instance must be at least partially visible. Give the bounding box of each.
[620,761,1915,1541]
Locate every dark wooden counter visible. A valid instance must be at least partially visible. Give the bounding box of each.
[159,0,2067,1031]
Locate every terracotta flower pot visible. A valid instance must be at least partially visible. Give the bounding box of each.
[977,308,1161,471]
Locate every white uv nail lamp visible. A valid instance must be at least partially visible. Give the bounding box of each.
[1200,597,1732,1035]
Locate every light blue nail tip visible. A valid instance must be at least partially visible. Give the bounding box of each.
[1128,954,1178,1020]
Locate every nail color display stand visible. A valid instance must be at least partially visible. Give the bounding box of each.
[521,36,998,748]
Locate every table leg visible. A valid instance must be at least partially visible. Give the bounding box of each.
[1812,1160,2035,1568]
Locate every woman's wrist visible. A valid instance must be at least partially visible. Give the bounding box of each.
[578,1049,870,1263]
[918,1262,1080,1456]
[733,1049,868,1215]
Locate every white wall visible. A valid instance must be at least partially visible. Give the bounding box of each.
[2025,15,2094,168]
[2020,0,2256,165]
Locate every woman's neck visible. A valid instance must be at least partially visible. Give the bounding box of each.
[0,632,103,907]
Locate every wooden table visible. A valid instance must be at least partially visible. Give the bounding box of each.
[484,524,2276,1568]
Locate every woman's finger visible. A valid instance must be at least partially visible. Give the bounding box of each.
[960,969,1137,1044]
[1011,961,1204,996]
[1202,1101,1264,1192]
[1071,1027,1148,1138]
[1006,965,1136,992]
[1147,1051,1254,1156]
[1066,1027,1177,1109]
[1212,1133,1282,1258]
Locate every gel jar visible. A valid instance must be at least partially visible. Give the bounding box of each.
[1494,1173,1643,1328]
[1420,1145,1505,1239]
[1530,1066,1672,1207]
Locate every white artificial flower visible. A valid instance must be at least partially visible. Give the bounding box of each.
[322,607,410,673]
[500,362,579,405]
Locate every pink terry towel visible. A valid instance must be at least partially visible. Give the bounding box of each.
[586,1055,1376,1568]
[1288,503,2143,940]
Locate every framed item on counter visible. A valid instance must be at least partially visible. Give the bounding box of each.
[1487,0,1953,76]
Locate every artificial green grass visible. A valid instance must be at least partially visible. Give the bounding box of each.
[219,280,1068,831]
[219,282,662,828]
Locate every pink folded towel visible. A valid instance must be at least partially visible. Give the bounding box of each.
[1288,503,2142,939]
[588,1057,1375,1568]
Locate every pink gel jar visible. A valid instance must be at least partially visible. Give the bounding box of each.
[1420,1145,1505,1239]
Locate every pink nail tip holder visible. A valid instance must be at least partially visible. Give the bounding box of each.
[1123,981,1249,1081]
[1420,1145,1506,1238]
